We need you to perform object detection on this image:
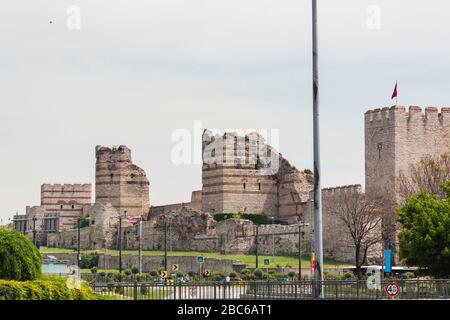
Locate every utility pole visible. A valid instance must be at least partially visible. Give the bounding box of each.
[312,0,324,298]
[255,224,259,269]
[32,216,37,245]
[118,216,122,274]
[138,217,142,274]
[164,220,168,271]
[298,223,302,280]
[77,218,81,268]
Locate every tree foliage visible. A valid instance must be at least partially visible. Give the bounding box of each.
[397,152,450,200]
[397,181,450,278]
[0,229,42,281]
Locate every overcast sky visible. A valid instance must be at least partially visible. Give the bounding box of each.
[1,0,450,223]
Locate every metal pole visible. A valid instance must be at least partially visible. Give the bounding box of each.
[77,218,81,268]
[299,223,302,280]
[32,216,37,245]
[271,217,275,263]
[255,224,259,269]
[312,0,324,298]
[138,217,142,274]
[118,216,122,273]
[164,220,168,271]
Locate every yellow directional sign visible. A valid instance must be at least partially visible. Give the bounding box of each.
[203,269,210,277]
[160,270,168,279]
[171,264,179,272]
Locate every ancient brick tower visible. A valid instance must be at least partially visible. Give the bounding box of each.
[95,145,150,218]
[40,183,92,230]
[201,130,313,223]
[365,105,450,257]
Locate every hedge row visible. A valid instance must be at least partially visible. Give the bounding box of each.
[0,277,98,300]
[213,213,269,225]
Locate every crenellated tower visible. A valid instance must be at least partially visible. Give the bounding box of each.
[365,105,450,259]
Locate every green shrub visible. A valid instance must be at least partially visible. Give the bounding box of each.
[343,271,355,280]
[405,272,415,279]
[213,213,269,225]
[229,272,237,279]
[131,267,139,275]
[90,267,98,274]
[149,270,158,277]
[107,272,114,279]
[240,269,250,275]
[0,278,97,300]
[0,229,42,281]
[98,271,106,278]
[124,269,132,276]
[176,272,184,278]
[78,215,90,228]
[303,169,313,175]
[268,270,276,275]
[288,271,296,278]
[79,253,99,269]
[253,269,263,278]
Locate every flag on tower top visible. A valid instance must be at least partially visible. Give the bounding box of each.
[391,81,398,100]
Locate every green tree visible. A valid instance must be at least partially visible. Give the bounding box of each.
[0,229,42,281]
[397,181,450,278]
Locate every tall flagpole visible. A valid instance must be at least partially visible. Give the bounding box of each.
[312,0,324,299]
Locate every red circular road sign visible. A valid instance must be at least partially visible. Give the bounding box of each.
[385,282,399,297]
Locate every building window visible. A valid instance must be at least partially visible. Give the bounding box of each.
[130,173,135,179]
[258,183,261,191]
[60,205,63,209]
[243,183,246,190]
[110,173,114,179]
[71,205,74,209]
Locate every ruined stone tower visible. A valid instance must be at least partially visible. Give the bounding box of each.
[95,145,150,218]
[365,105,450,257]
[201,130,313,223]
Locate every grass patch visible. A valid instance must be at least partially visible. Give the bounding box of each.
[40,247,351,269]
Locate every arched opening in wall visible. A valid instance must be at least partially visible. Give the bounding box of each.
[110,173,114,179]
[258,181,262,191]
[71,205,74,209]
[60,205,63,209]
[234,136,238,157]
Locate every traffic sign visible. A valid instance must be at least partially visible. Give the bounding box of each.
[171,264,179,272]
[264,259,270,266]
[203,269,210,277]
[160,270,168,279]
[385,282,399,297]
[197,256,204,264]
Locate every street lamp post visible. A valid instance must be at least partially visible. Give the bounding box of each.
[255,224,259,269]
[118,216,122,273]
[77,218,81,268]
[138,217,142,274]
[164,220,168,271]
[312,0,324,298]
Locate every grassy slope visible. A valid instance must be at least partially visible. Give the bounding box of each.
[41,246,350,269]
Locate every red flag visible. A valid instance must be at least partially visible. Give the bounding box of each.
[391,82,398,100]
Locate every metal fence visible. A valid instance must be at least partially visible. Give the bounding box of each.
[92,280,449,300]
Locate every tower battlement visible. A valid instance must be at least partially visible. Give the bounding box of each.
[95,145,132,163]
[41,183,92,193]
[365,105,450,128]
